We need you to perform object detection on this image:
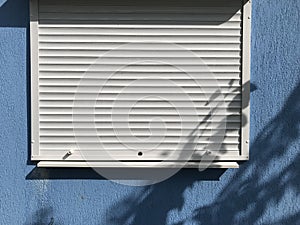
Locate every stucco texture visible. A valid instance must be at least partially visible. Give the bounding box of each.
[0,0,299,224]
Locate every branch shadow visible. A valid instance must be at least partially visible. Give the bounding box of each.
[189,81,300,225]
[105,81,300,225]
[174,79,248,162]
[106,169,226,225]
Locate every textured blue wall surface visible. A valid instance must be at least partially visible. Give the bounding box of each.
[0,0,299,224]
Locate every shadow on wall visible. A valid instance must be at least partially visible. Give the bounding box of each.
[0,0,28,27]
[106,82,300,225]
[24,207,55,225]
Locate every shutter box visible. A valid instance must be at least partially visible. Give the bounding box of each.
[30,0,251,168]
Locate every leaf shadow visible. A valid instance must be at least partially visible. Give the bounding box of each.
[106,81,300,225]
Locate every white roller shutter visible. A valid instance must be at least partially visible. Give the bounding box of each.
[30,0,251,167]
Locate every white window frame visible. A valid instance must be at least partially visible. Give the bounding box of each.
[30,0,251,168]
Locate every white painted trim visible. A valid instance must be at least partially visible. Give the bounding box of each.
[38,161,239,168]
[241,0,251,159]
[30,0,40,158]
[32,155,249,161]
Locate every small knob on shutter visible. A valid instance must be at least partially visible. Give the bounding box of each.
[67,149,75,155]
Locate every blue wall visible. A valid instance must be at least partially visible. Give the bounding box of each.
[0,0,299,224]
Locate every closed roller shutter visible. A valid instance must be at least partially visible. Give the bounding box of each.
[30,0,251,167]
